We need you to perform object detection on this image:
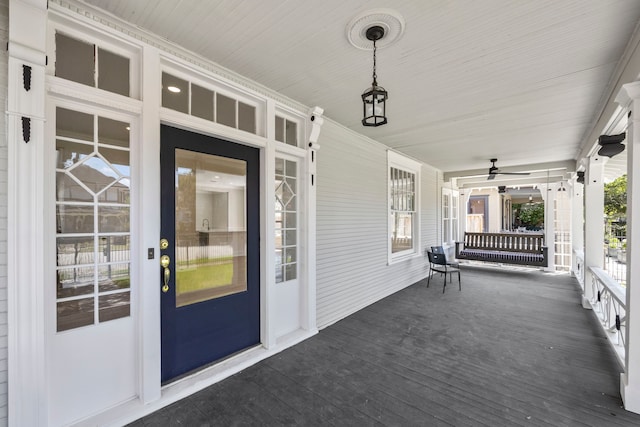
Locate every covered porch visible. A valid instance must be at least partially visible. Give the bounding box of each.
[128,266,640,426]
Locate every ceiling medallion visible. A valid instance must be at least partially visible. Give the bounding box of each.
[346,8,405,50]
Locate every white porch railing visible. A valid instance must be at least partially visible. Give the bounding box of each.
[589,266,626,366]
[573,249,585,290]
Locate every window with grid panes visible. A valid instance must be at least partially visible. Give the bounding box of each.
[390,167,416,254]
[275,116,298,147]
[275,158,298,282]
[55,32,130,97]
[161,72,257,135]
[55,107,131,331]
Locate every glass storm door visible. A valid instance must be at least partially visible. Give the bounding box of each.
[160,125,260,382]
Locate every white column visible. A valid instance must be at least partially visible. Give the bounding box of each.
[583,155,605,308]
[540,184,556,272]
[139,45,162,403]
[302,106,323,333]
[570,178,585,287]
[7,1,48,425]
[617,81,640,414]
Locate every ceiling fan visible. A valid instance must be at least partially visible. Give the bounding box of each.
[487,158,530,180]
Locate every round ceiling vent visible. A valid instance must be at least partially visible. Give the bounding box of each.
[346,8,406,50]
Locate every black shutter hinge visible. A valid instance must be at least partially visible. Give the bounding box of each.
[23,65,32,91]
[22,117,31,143]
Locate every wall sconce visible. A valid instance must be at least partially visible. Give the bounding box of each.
[362,26,388,127]
[577,171,585,184]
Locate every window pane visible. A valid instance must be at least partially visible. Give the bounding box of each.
[284,247,297,264]
[391,212,413,253]
[275,116,284,142]
[57,298,94,332]
[174,149,247,306]
[285,120,297,146]
[98,117,130,148]
[57,236,94,266]
[285,160,297,177]
[285,212,296,228]
[98,179,130,204]
[72,155,117,194]
[284,230,296,246]
[275,158,284,175]
[192,84,214,121]
[162,73,189,113]
[56,140,93,169]
[99,236,130,263]
[98,206,130,233]
[57,172,92,202]
[100,147,130,177]
[57,205,94,234]
[238,102,256,134]
[99,292,130,323]
[97,47,130,96]
[98,263,130,292]
[55,33,94,87]
[285,264,297,281]
[217,94,236,128]
[57,108,94,141]
[57,266,94,298]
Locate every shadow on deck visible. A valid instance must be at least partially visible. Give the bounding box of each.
[130,266,640,426]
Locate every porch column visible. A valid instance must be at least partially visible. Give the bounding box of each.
[570,177,585,288]
[539,183,556,272]
[7,0,48,425]
[583,154,605,308]
[617,81,640,414]
[460,189,471,236]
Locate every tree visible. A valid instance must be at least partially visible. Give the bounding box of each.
[604,174,627,218]
[604,174,627,240]
[513,202,544,229]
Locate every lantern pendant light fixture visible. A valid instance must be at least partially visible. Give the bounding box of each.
[362,25,388,127]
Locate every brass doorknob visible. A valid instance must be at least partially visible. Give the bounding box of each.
[160,255,170,292]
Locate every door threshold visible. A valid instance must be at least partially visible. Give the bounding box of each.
[71,328,317,427]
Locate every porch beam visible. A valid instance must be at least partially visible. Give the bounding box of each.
[444,159,576,181]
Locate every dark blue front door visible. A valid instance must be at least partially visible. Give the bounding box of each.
[160,125,260,382]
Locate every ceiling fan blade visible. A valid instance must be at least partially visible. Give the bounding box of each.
[496,171,530,175]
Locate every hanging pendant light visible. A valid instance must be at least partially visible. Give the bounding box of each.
[362,26,388,127]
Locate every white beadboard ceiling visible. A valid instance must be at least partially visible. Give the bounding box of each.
[84,0,640,176]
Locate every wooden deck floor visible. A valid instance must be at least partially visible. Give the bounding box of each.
[130,266,640,426]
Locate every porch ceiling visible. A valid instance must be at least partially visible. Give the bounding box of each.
[84,0,640,177]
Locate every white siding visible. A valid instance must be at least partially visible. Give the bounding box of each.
[316,121,438,329]
[0,0,8,423]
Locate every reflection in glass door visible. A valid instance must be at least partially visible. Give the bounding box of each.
[174,149,247,306]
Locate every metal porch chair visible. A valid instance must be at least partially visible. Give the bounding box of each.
[427,250,461,293]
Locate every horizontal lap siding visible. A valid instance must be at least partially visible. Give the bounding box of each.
[316,121,438,329]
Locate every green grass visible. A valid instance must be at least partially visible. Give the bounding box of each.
[176,262,234,293]
[176,256,233,267]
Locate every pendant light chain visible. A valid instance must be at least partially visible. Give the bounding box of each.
[372,39,378,85]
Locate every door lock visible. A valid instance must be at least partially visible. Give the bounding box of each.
[160,255,170,293]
